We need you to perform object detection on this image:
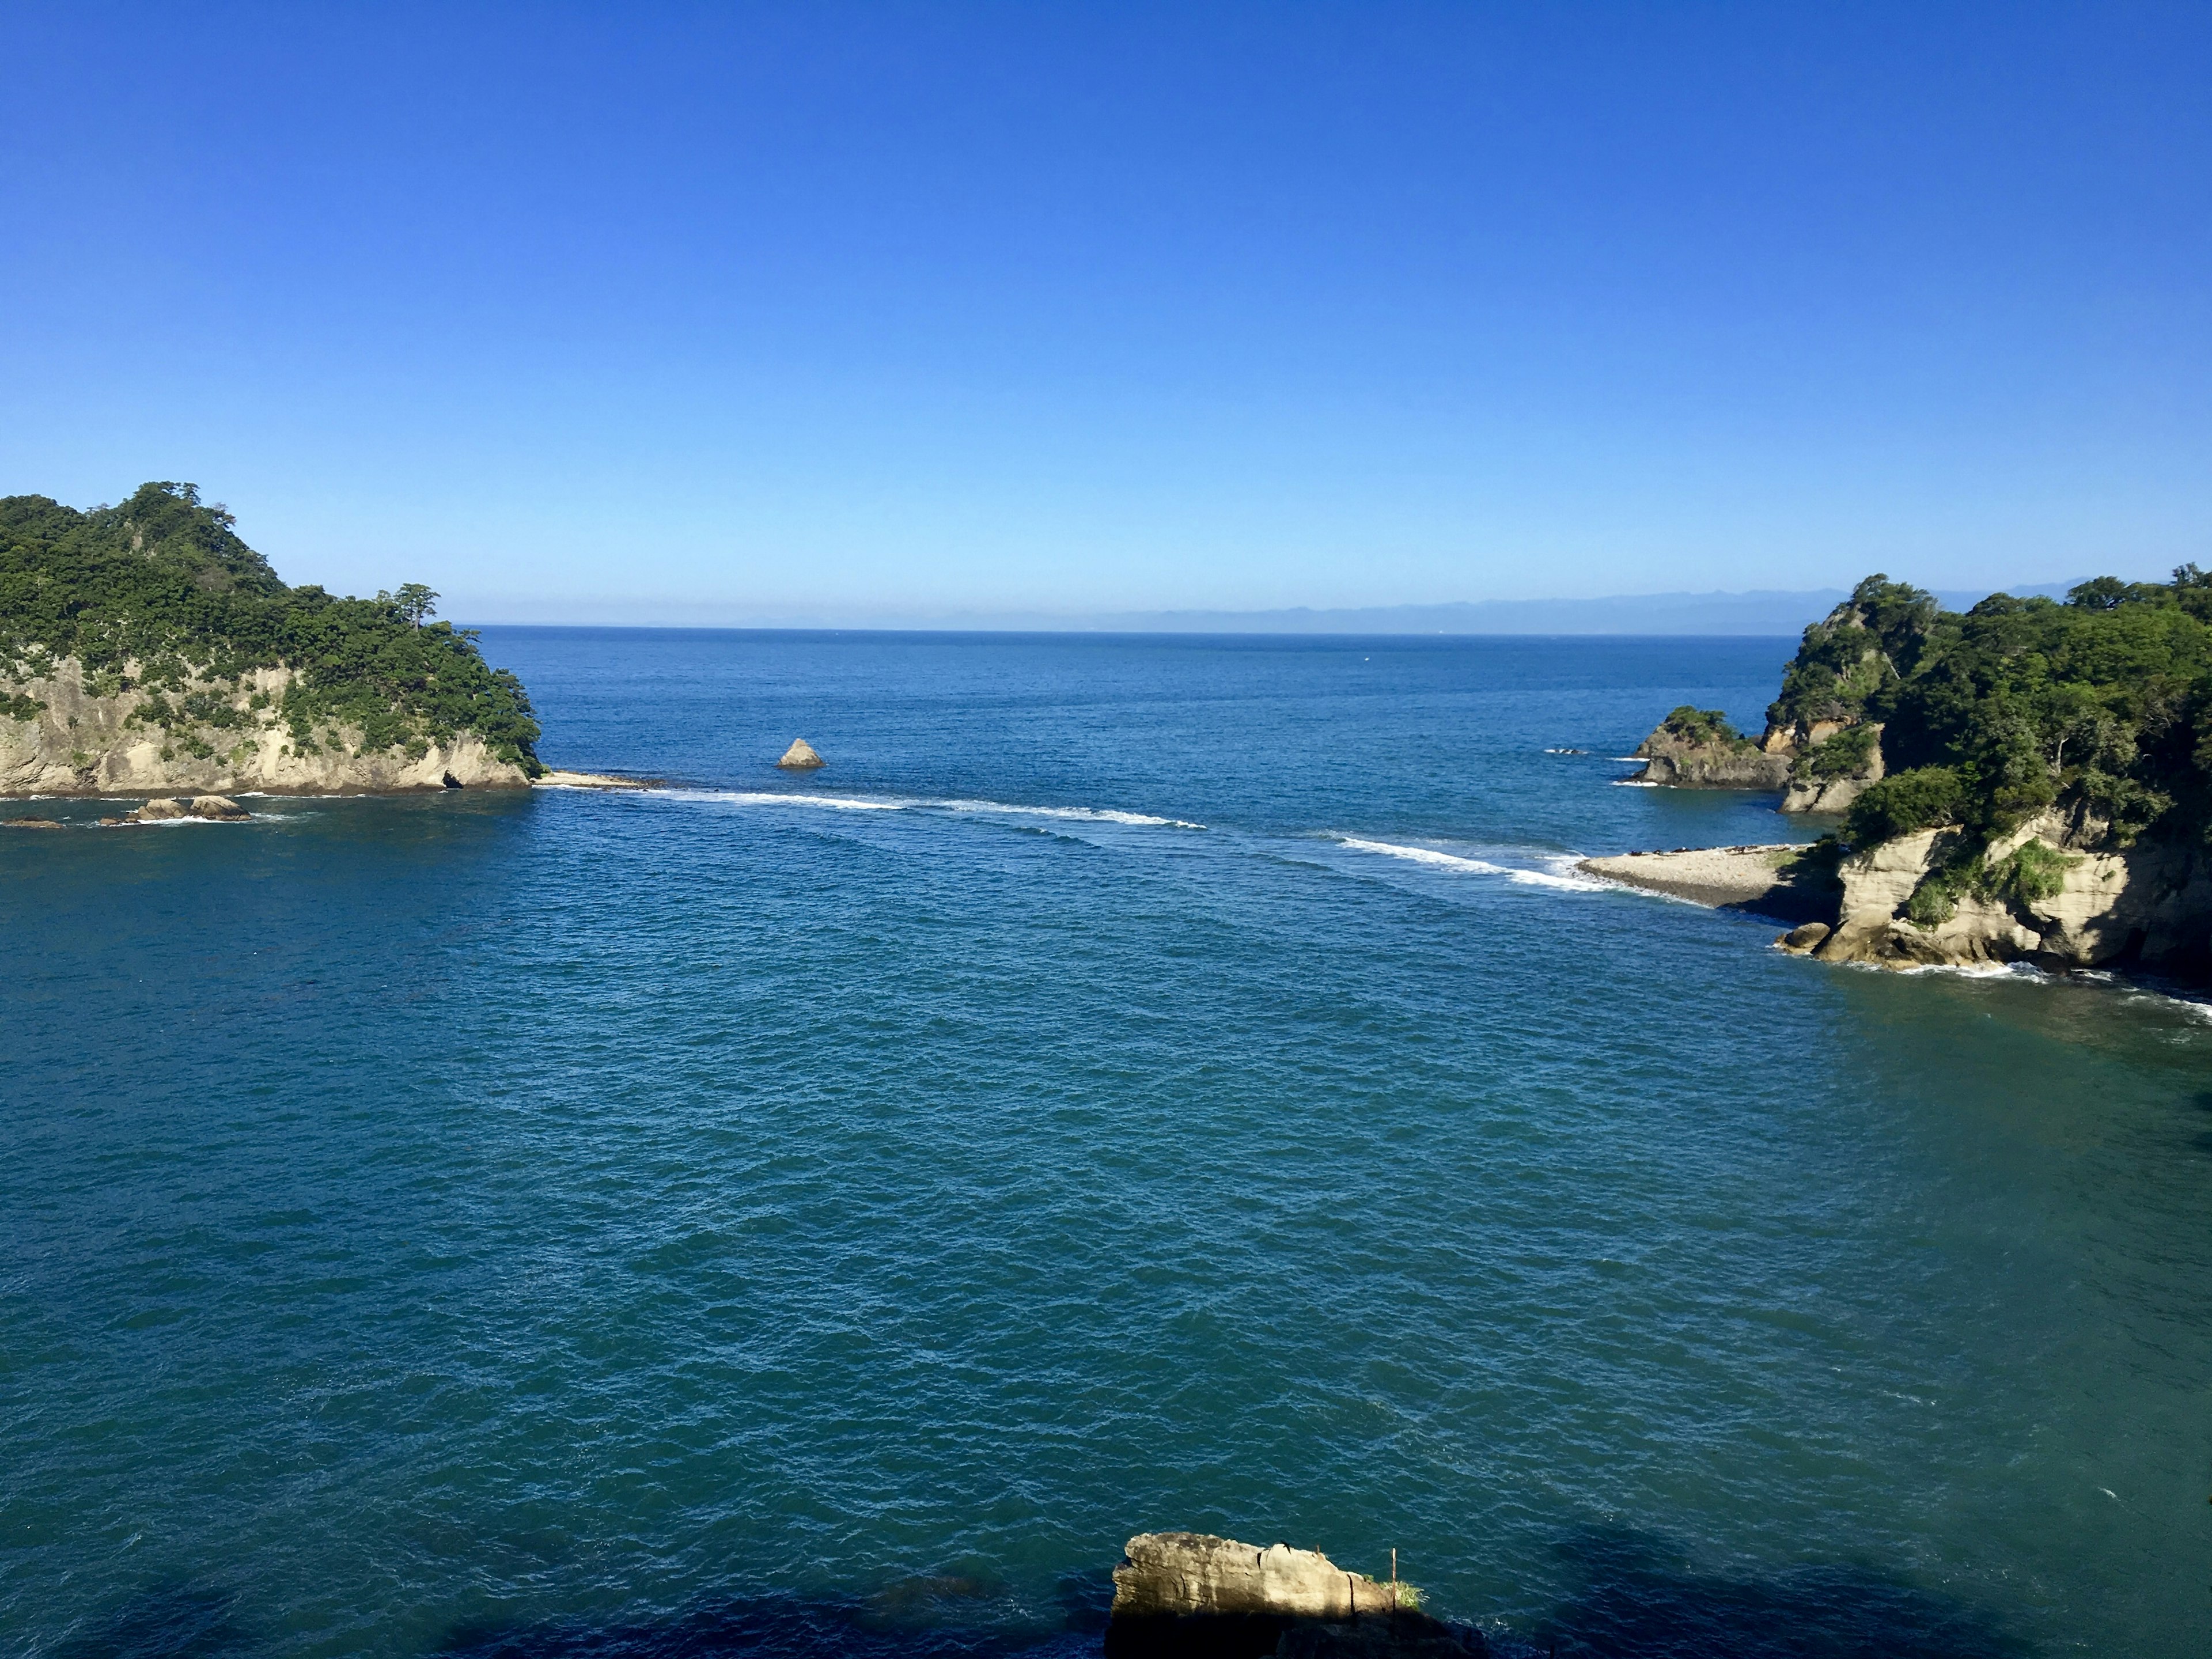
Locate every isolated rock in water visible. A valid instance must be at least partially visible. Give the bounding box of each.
[1106,1532,1411,1659]
[778,738,825,770]
[129,798,189,821]
[1112,1532,1399,1619]
[3,816,64,830]
[189,795,251,820]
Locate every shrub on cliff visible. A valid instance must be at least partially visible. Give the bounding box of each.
[1846,767,1967,845]
[0,483,541,772]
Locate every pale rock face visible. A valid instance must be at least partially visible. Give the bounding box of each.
[1111,1533,1399,1622]
[777,738,825,770]
[1815,812,2212,972]
[0,658,530,795]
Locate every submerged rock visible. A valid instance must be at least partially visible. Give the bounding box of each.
[3,816,64,830]
[1105,1533,1478,1659]
[778,738,825,770]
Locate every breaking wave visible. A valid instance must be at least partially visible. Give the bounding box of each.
[655,789,1203,829]
[1334,835,1611,892]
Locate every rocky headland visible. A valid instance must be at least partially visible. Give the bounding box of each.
[2,482,543,800]
[1609,572,2212,980]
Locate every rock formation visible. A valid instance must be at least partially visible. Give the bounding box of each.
[1631,710,1887,809]
[3,816,62,830]
[1631,722,1791,790]
[0,658,531,796]
[1104,1533,1479,1659]
[777,738,825,770]
[122,796,252,824]
[1803,813,2212,973]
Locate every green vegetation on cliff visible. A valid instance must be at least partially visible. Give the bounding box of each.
[0,483,540,771]
[1650,706,1755,751]
[1770,572,2212,850]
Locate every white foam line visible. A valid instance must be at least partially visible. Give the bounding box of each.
[1336,836,1611,892]
[654,789,1202,828]
[660,789,907,811]
[936,798,1204,830]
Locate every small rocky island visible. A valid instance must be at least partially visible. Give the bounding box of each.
[1,483,544,798]
[1107,1532,1483,1659]
[1600,574,2212,976]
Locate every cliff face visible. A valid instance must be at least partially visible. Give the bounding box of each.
[1,657,530,795]
[1800,813,2212,975]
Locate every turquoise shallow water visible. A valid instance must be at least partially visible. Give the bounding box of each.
[4,631,2209,1658]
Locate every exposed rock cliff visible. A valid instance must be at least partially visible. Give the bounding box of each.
[1,657,529,795]
[1792,813,2212,974]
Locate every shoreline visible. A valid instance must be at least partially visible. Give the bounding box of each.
[1580,843,1832,921]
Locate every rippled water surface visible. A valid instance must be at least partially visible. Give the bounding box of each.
[6,631,2209,1658]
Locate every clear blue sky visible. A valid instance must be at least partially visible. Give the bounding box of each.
[4,2,2207,622]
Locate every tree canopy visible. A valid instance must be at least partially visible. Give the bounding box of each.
[0,483,540,772]
[1766,572,2212,849]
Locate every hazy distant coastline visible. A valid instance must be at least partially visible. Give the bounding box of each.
[462,583,2078,636]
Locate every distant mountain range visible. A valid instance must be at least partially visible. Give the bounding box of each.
[1028,584,2082,636]
[472,582,2082,635]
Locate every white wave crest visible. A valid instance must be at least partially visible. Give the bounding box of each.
[660,789,907,810]
[654,789,1202,828]
[1335,836,1610,892]
[937,798,1203,829]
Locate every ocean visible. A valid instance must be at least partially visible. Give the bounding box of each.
[5,630,2207,1658]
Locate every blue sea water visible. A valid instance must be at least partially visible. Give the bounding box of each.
[5,630,2209,1659]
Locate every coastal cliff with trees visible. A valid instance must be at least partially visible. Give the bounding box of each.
[1618,573,2212,976]
[0,483,541,795]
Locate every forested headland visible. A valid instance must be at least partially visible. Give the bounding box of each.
[0,482,540,774]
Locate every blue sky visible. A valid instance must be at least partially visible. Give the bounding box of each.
[3,2,2208,622]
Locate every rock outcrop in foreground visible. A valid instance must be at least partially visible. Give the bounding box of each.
[1,659,531,796]
[1106,1533,1483,1659]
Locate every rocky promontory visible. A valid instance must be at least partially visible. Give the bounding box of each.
[2,482,543,798]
